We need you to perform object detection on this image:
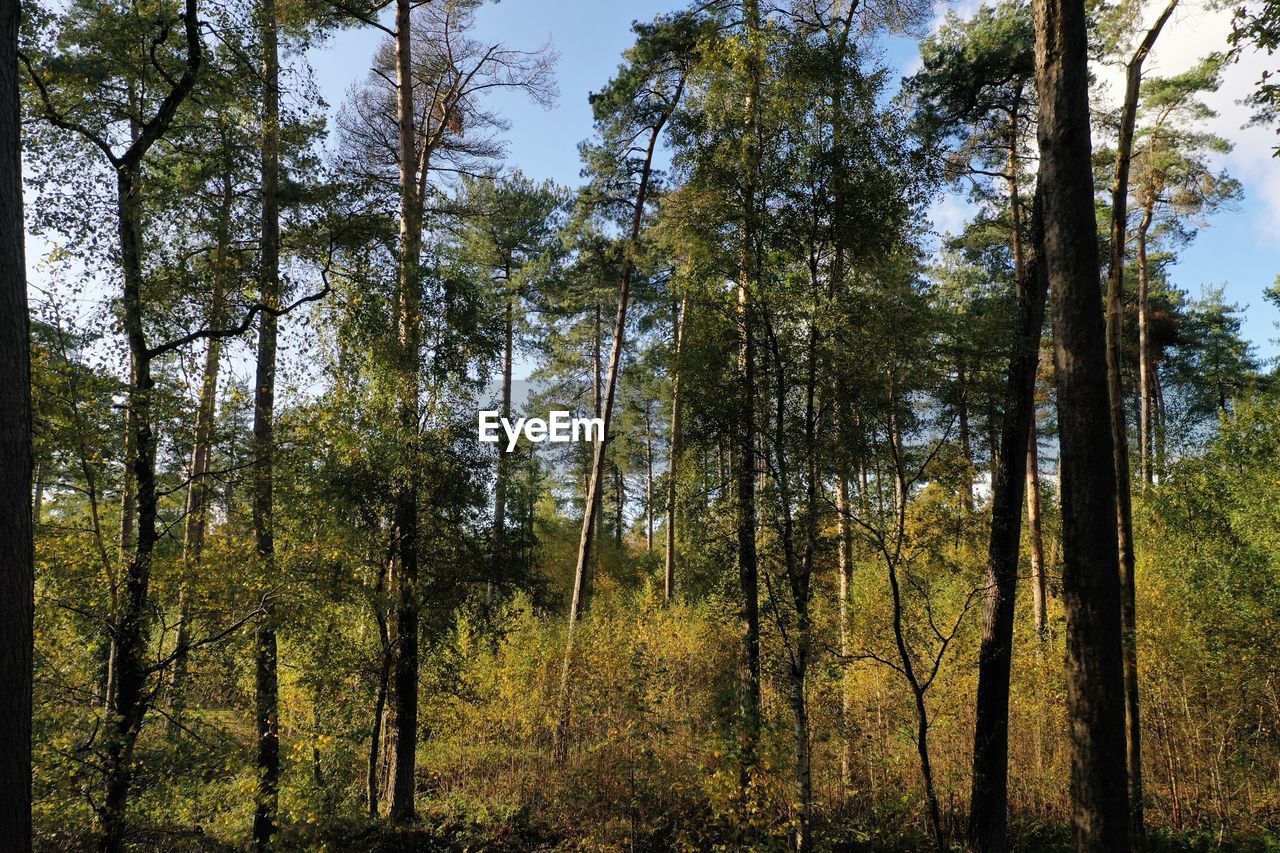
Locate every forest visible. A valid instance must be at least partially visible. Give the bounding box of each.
[1,0,1280,849]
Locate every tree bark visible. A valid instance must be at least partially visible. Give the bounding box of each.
[387,0,423,822]
[1108,6,1174,834]
[836,468,853,793]
[664,295,687,604]
[1033,0,1132,844]
[735,0,763,799]
[1137,205,1154,488]
[0,0,33,841]
[489,292,514,606]
[645,408,653,552]
[1027,414,1048,639]
[251,0,281,844]
[968,190,1048,853]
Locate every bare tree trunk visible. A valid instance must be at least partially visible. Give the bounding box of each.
[0,0,33,840]
[969,190,1048,853]
[664,296,687,603]
[1033,0,1132,843]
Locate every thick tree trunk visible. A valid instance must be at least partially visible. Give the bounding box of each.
[251,0,282,845]
[1033,0,1132,845]
[0,0,33,841]
[664,295,687,603]
[968,191,1048,853]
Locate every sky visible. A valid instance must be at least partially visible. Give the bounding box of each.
[305,0,1280,367]
[23,0,1279,376]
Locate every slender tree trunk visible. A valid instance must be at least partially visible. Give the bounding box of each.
[101,166,161,853]
[555,91,679,759]
[388,0,423,822]
[957,364,974,510]
[613,464,624,548]
[968,190,1048,853]
[93,12,202,845]
[251,1,281,844]
[735,0,763,800]
[172,173,232,728]
[1108,8,1173,833]
[1033,0,1132,844]
[645,410,653,553]
[1027,414,1048,639]
[489,293,514,606]
[0,0,33,840]
[836,468,853,794]
[664,295,687,604]
[1137,206,1154,489]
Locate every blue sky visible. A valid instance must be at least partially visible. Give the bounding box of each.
[308,0,1280,363]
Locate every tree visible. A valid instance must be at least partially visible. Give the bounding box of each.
[338,0,554,817]
[1097,4,1178,833]
[905,6,1046,846]
[1033,0,1132,846]
[553,9,695,759]
[1,0,33,845]
[1127,58,1242,484]
[251,0,282,843]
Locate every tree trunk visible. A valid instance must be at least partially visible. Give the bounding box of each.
[251,1,282,844]
[1027,414,1048,639]
[957,364,974,510]
[388,0,423,822]
[664,295,687,604]
[489,293,514,606]
[100,165,161,853]
[735,0,763,800]
[1033,0,1132,844]
[836,468,853,794]
[968,189,1048,853]
[555,86,679,759]
[613,463,624,548]
[172,172,232,728]
[1108,7,1174,832]
[1137,205,1154,489]
[645,409,653,553]
[0,0,33,840]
